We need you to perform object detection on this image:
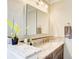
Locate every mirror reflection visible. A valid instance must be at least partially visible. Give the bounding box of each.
[26,5,49,35]
[26,5,37,35]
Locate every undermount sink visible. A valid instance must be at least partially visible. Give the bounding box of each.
[25,37,64,51]
[32,39,59,50]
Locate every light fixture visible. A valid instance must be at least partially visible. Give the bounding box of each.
[33,0,48,9]
[40,1,44,5]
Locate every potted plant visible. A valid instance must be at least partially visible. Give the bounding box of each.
[7,19,20,45]
[11,33,19,45]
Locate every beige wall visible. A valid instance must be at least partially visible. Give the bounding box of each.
[49,0,72,37]
[8,0,26,36]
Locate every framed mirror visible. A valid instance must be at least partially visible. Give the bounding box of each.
[26,4,49,35]
[26,5,37,35]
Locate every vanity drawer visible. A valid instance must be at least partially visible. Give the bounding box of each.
[54,45,63,55]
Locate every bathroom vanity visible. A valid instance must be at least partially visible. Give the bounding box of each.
[8,34,64,59]
[8,1,64,59]
[36,37,64,59]
[24,35,64,59]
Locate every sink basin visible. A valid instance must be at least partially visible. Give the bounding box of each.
[32,40,59,51]
[32,38,64,51]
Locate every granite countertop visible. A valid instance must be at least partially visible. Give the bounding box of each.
[8,43,41,59]
[37,38,64,59]
[8,35,64,59]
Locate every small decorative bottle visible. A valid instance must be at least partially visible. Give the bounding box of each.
[27,38,32,45]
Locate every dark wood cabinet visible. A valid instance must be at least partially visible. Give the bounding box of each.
[53,49,63,59]
[45,45,64,59]
[45,53,53,59]
[53,45,64,59]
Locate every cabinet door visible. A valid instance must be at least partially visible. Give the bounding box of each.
[45,53,53,59]
[53,45,63,59]
[45,45,64,59]
[54,49,63,59]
